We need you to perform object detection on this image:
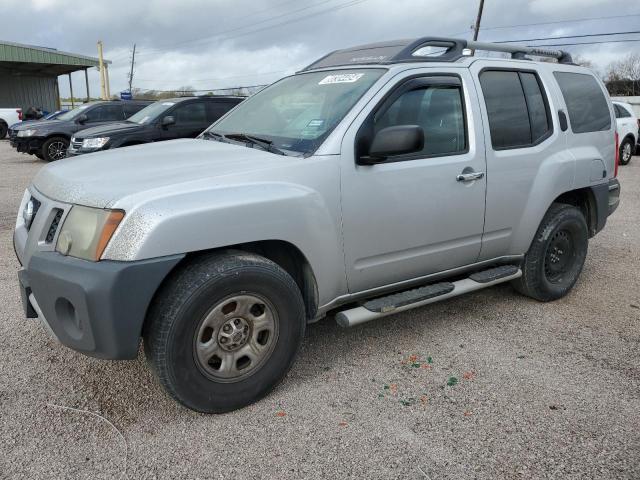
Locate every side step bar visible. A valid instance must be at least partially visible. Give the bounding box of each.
[336,265,521,328]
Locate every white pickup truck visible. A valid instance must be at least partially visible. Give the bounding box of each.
[0,107,22,139]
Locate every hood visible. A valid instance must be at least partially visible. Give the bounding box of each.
[73,121,143,139]
[13,118,70,130]
[32,139,301,208]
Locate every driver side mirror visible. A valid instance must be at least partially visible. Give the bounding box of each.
[76,113,88,124]
[359,125,424,165]
[161,115,176,127]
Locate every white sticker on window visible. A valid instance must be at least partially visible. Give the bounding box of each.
[318,73,364,85]
[161,102,175,106]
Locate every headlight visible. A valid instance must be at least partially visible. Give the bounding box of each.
[81,137,109,149]
[17,129,37,137]
[56,205,124,261]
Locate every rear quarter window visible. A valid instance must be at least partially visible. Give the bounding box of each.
[553,72,611,133]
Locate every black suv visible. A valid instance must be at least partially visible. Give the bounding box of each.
[9,100,151,161]
[67,96,244,156]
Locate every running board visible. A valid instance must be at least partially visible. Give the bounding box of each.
[335,265,521,328]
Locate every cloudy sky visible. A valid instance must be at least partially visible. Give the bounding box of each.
[2,0,639,97]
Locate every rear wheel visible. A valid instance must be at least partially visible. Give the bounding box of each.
[42,136,69,161]
[512,203,588,301]
[0,122,7,139]
[143,251,306,413]
[619,137,633,165]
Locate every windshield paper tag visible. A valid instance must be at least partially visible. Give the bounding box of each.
[161,102,175,106]
[319,73,364,85]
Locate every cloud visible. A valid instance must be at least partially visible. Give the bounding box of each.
[1,0,636,97]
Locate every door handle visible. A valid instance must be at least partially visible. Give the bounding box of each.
[456,171,485,182]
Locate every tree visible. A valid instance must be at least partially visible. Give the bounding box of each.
[605,53,640,96]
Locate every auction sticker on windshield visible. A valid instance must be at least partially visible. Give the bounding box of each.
[319,73,364,85]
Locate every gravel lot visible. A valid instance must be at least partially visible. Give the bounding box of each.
[0,139,638,479]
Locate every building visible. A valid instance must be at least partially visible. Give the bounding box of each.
[0,40,110,113]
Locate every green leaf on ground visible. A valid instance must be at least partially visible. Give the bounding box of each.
[447,376,458,387]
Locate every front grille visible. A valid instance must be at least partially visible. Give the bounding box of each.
[9,129,17,141]
[46,209,63,243]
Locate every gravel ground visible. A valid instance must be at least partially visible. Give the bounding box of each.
[0,140,638,479]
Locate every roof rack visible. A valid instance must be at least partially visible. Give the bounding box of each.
[302,37,573,71]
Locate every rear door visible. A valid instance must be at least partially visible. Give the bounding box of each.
[82,104,125,128]
[162,101,208,139]
[469,62,563,259]
[206,100,239,124]
[340,69,487,293]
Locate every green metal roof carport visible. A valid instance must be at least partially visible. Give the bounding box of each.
[0,40,110,112]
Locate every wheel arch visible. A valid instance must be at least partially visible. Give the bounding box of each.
[553,187,599,237]
[153,240,320,322]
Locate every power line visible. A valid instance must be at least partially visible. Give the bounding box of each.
[133,0,370,58]
[495,30,640,44]
[133,0,367,58]
[481,12,640,32]
[528,38,640,47]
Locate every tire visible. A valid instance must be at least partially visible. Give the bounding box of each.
[619,137,633,165]
[42,136,69,161]
[143,251,306,413]
[0,122,7,140]
[512,203,588,302]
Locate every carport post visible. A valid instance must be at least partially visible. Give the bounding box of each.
[68,73,75,109]
[84,68,90,102]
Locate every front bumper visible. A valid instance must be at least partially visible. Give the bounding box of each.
[10,136,44,154]
[18,251,183,359]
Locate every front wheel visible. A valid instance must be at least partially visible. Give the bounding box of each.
[42,136,69,161]
[0,122,7,139]
[143,251,306,413]
[512,203,588,301]
[619,138,633,165]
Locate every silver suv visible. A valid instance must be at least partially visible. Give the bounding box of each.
[14,38,621,413]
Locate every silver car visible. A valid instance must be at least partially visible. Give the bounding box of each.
[14,37,620,412]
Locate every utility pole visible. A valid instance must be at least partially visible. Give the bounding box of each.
[127,43,136,93]
[470,0,485,55]
[97,41,107,99]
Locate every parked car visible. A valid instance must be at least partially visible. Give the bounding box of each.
[67,96,243,156]
[14,37,620,413]
[0,107,22,139]
[612,100,638,165]
[9,100,151,161]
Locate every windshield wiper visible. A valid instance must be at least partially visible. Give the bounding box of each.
[224,133,286,156]
[203,130,229,142]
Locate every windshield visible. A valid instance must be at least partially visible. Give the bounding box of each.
[56,104,91,121]
[127,101,176,125]
[205,68,385,155]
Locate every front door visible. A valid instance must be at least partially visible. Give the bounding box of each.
[340,71,487,293]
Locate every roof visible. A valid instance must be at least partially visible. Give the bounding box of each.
[0,40,110,76]
[302,37,573,71]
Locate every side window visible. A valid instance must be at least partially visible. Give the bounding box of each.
[173,102,207,124]
[616,104,632,118]
[613,104,622,119]
[553,72,611,133]
[123,103,146,118]
[374,85,466,156]
[206,102,235,122]
[86,104,124,122]
[520,72,551,144]
[479,70,551,149]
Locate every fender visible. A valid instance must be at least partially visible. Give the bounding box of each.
[103,179,347,306]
